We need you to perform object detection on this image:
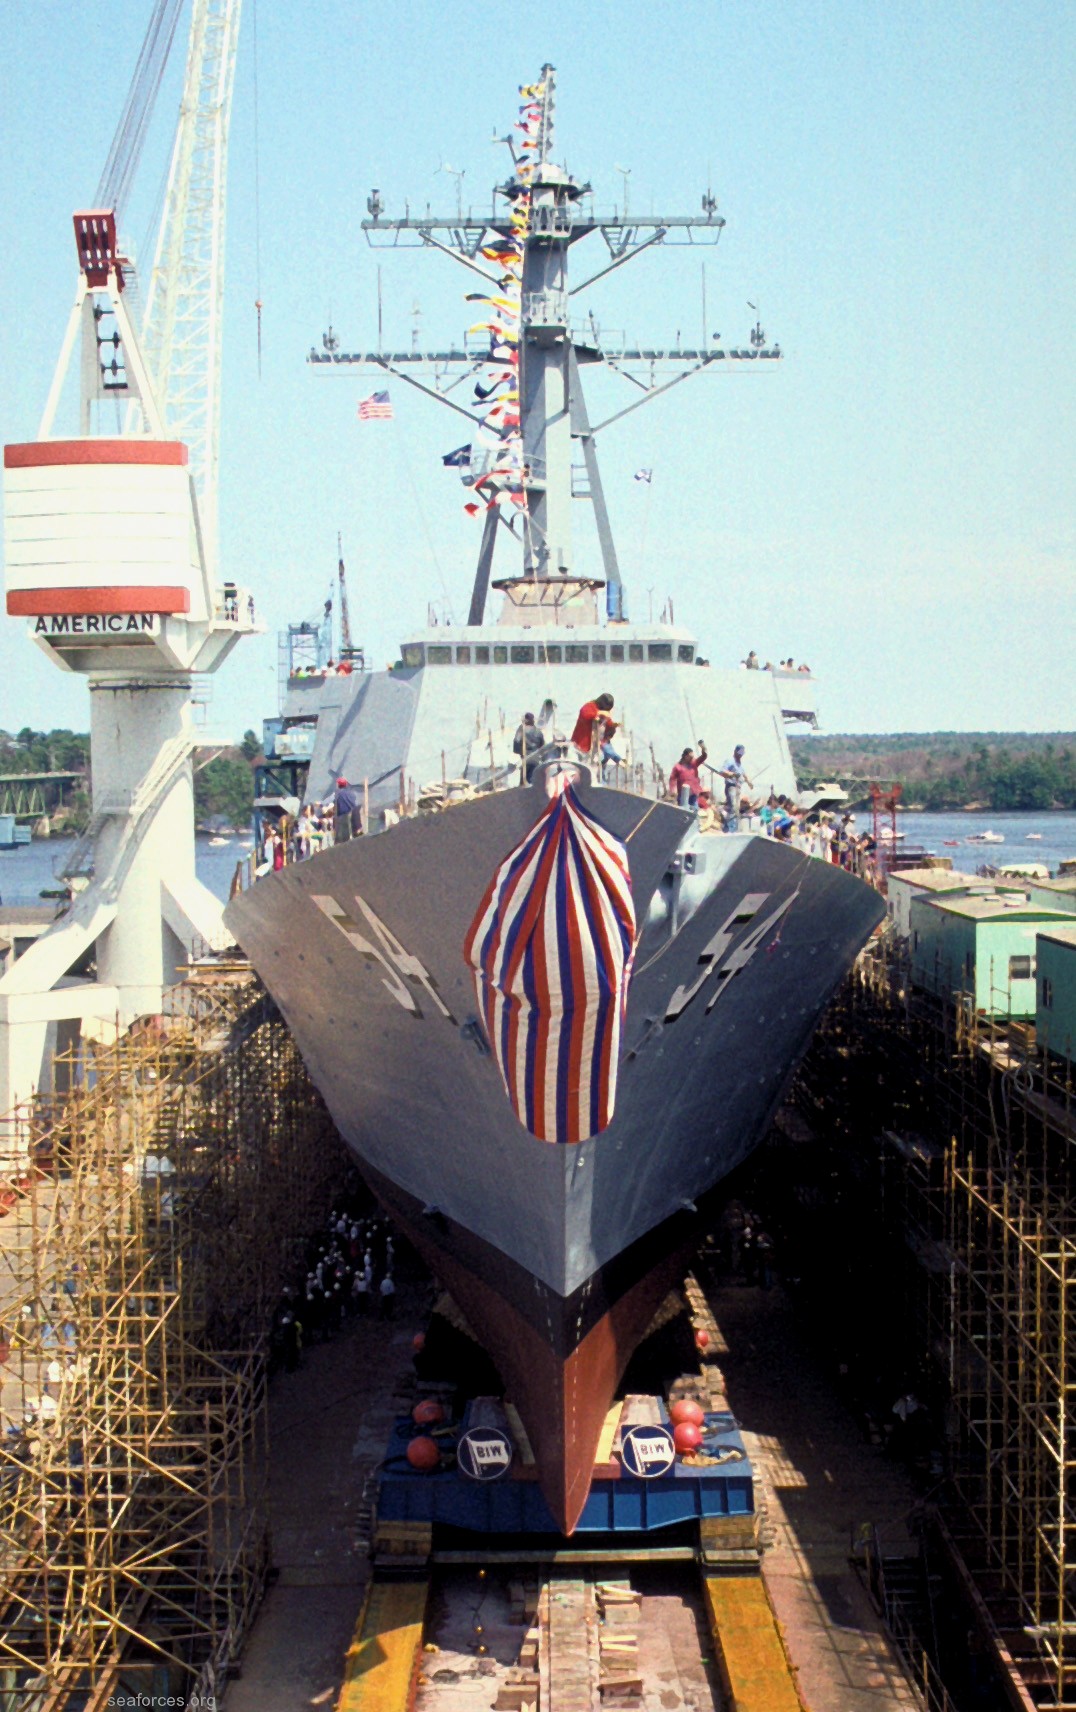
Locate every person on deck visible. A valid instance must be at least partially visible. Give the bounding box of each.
[513,712,545,781]
[719,746,752,832]
[333,777,361,842]
[668,742,709,809]
[571,693,622,772]
[296,806,314,859]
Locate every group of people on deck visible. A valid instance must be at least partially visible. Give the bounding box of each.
[743,651,812,674]
[568,693,751,829]
[566,693,874,867]
[255,778,364,877]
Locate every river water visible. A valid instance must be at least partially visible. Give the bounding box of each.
[877,809,1076,875]
[0,835,253,907]
[2,811,1075,910]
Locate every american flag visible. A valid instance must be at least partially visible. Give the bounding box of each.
[357,390,393,421]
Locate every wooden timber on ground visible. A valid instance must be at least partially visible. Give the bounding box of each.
[338,1580,429,1712]
[703,1573,803,1712]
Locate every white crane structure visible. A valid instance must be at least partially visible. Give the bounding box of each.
[134,0,243,572]
[0,0,257,1127]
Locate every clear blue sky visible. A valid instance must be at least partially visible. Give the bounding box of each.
[1,0,1073,740]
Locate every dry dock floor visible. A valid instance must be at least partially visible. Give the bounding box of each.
[224,1289,427,1712]
[710,1280,921,1712]
[224,1279,923,1711]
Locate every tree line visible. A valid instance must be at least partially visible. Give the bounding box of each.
[0,727,256,829]
[791,732,1076,812]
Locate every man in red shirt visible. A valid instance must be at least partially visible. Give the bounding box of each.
[668,741,708,808]
[571,693,621,769]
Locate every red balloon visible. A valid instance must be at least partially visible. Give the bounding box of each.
[695,1329,710,1350]
[669,1398,705,1427]
[406,1435,440,1471]
[412,1332,426,1353]
[412,1399,445,1426]
[673,1421,703,1454]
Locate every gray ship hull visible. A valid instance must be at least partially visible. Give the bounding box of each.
[226,776,883,1527]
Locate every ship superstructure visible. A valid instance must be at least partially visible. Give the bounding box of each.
[284,65,811,817]
[227,72,883,1533]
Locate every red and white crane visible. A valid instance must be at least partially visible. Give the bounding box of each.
[0,0,257,1121]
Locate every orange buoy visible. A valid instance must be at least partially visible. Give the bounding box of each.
[669,1398,705,1427]
[406,1435,440,1471]
[412,1332,426,1353]
[673,1420,703,1453]
[412,1398,445,1426]
[695,1328,710,1350]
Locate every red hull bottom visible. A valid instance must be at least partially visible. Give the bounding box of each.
[396,1213,694,1534]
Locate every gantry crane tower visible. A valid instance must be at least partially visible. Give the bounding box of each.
[0,0,257,1121]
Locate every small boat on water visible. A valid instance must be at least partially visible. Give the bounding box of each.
[1026,833,1042,841]
[942,840,960,847]
[967,830,1005,844]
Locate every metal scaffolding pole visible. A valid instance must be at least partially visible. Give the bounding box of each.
[795,931,1076,1708]
[0,967,349,1708]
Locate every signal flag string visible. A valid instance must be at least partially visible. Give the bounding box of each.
[455,74,549,535]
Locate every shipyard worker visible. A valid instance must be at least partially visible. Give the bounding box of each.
[513,712,544,781]
[571,692,615,761]
[379,1272,396,1319]
[334,777,361,842]
[668,742,708,810]
[744,650,759,669]
[719,746,752,833]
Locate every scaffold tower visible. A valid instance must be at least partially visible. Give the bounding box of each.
[0,969,349,1708]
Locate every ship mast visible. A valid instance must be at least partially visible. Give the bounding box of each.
[515,66,576,583]
[310,67,781,624]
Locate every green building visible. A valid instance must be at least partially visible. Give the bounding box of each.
[909,894,1072,1018]
[887,869,1026,939]
[1036,923,1076,1060]
[1028,875,1076,916]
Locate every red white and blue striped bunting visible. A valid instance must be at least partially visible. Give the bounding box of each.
[464,781,636,1145]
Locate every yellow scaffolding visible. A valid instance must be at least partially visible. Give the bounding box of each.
[0,968,349,1708]
[808,933,1076,1708]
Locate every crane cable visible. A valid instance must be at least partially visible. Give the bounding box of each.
[95,0,185,219]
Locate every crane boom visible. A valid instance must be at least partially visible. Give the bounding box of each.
[137,0,243,576]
